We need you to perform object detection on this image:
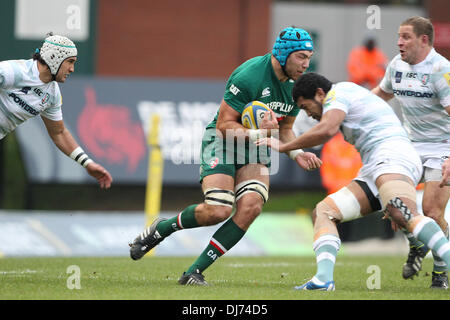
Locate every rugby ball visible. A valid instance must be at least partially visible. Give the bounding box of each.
[241,101,271,129]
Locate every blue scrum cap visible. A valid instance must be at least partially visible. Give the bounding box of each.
[272,27,313,66]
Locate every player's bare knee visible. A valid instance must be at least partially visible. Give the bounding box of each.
[202,203,232,225]
[422,207,447,230]
[238,197,263,220]
[234,198,263,231]
[210,204,233,223]
[421,205,444,221]
[315,200,342,224]
[311,208,318,224]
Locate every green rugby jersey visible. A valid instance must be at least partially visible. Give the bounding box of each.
[206,53,300,129]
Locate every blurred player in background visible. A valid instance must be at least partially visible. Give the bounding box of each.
[347,34,388,90]
[129,27,322,285]
[372,16,450,289]
[0,32,113,189]
[257,72,450,291]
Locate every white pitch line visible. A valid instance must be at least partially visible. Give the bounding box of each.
[26,219,72,256]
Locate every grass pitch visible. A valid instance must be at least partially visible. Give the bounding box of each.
[0,255,448,300]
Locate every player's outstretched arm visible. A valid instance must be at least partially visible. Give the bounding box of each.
[42,116,113,189]
[257,109,344,151]
[372,85,394,102]
[278,115,322,171]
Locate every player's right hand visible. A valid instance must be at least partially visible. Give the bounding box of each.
[86,162,113,189]
[295,152,322,171]
[260,110,279,131]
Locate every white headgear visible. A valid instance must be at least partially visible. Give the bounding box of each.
[40,35,77,76]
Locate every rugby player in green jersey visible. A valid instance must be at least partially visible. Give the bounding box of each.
[130,27,322,285]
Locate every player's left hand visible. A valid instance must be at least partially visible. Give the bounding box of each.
[86,162,113,189]
[294,152,322,171]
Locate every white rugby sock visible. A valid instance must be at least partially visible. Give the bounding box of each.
[313,234,341,283]
[412,217,450,269]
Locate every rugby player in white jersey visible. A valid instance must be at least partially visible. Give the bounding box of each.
[257,72,450,291]
[372,16,450,289]
[0,33,112,189]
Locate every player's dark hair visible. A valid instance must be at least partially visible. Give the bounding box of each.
[292,73,333,102]
[32,51,46,63]
[32,50,50,72]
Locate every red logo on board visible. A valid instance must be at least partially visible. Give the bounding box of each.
[77,87,146,173]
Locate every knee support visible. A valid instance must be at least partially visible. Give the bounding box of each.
[378,180,416,222]
[327,187,362,222]
[204,188,235,208]
[235,179,269,203]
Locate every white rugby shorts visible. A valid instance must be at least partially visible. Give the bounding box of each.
[355,139,423,202]
[412,141,450,182]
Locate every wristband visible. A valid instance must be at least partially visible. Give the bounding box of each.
[288,149,304,160]
[70,147,93,168]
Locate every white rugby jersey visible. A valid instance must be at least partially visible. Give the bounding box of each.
[0,59,63,139]
[323,82,409,163]
[379,48,450,143]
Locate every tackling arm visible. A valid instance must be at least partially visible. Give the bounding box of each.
[41,116,113,189]
[41,116,79,155]
[278,115,322,170]
[278,115,304,158]
[372,85,395,102]
[275,109,345,153]
[278,115,297,143]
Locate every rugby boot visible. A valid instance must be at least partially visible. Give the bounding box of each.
[402,246,429,279]
[178,269,209,286]
[129,217,167,260]
[430,271,449,290]
[294,277,335,291]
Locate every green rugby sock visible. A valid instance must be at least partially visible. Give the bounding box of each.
[156,204,200,238]
[186,218,245,274]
